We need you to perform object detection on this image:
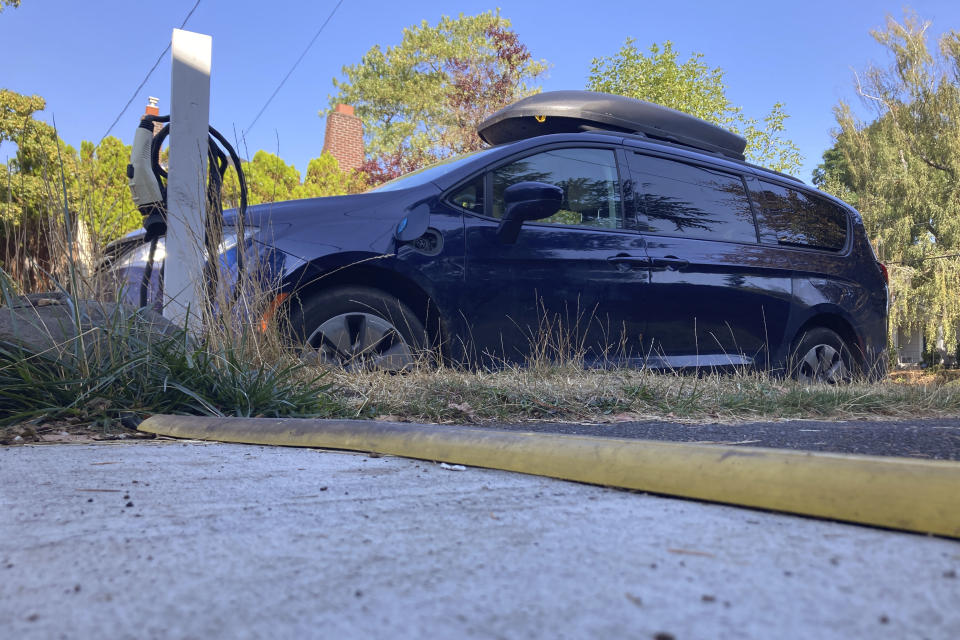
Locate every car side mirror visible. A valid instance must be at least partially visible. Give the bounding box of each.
[496,181,563,244]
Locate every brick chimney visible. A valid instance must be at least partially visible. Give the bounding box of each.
[322,104,364,172]
[145,97,163,135]
[145,96,160,117]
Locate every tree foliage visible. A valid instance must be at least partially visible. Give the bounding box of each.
[221,150,366,208]
[0,1,22,13]
[328,10,547,183]
[816,12,960,352]
[0,89,81,288]
[295,153,367,199]
[0,90,80,230]
[587,40,802,174]
[244,151,302,205]
[78,136,138,238]
[1,90,137,236]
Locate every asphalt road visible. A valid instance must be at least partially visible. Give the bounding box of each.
[488,417,960,460]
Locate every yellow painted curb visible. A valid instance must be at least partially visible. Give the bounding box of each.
[139,415,960,538]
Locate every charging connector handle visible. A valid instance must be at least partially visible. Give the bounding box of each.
[128,118,168,241]
[128,120,164,211]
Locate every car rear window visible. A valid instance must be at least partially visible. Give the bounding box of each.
[627,153,758,244]
[751,181,848,251]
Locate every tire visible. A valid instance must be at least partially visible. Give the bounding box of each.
[288,286,427,371]
[790,327,855,384]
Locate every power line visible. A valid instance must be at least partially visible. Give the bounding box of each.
[99,0,202,143]
[244,0,345,135]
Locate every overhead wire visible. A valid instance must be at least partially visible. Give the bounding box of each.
[99,0,202,143]
[244,0,345,136]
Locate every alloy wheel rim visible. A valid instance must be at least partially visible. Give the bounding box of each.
[308,312,414,371]
[797,343,847,384]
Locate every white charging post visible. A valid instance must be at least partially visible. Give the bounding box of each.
[164,28,212,329]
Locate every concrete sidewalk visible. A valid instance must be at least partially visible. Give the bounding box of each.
[2,440,958,639]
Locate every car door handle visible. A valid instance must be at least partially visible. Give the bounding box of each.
[607,254,651,269]
[650,256,690,271]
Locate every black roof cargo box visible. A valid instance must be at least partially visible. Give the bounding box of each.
[477,90,747,161]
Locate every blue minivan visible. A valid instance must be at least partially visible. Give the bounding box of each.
[106,91,888,381]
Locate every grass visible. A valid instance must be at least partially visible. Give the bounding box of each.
[329,362,960,425]
[0,298,342,434]
[888,367,960,386]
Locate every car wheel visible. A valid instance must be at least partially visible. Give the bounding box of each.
[791,327,854,384]
[290,286,426,372]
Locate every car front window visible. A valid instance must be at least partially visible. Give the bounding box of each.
[491,148,622,229]
[445,174,484,213]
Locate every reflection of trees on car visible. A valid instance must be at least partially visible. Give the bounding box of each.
[630,156,756,242]
[492,150,620,228]
[493,161,551,189]
[492,161,552,218]
[754,182,846,251]
[636,193,717,234]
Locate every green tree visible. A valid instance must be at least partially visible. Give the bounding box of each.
[0,89,79,228]
[328,10,547,182]
[817,12,960,352]
[221,151,366,209]
[1,91,139,240]
[0,89,44,147]
[0,1,22,13]
[241,150,301,205]
[78,136,139,239]
[293,153,366,200]
[811,144,854,201]
[0,89,81,289]
[587,40,802,174]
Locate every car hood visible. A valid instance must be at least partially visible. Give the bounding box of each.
[237,186,439,258]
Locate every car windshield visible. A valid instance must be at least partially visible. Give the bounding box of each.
[369,147,499,192]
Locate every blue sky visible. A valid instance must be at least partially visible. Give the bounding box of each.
[3,0,960,184]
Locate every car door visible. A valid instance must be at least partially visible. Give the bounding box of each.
[460,145,651,366]
[625,151,793,367]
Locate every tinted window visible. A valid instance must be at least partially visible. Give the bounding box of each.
[447,174,484,213]
[628,153,758,243]
[752,181,848,251]
[491,148,622,229]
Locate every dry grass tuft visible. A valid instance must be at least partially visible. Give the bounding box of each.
[327,361,960,425]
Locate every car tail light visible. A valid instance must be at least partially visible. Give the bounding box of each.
[877,261,889,285]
